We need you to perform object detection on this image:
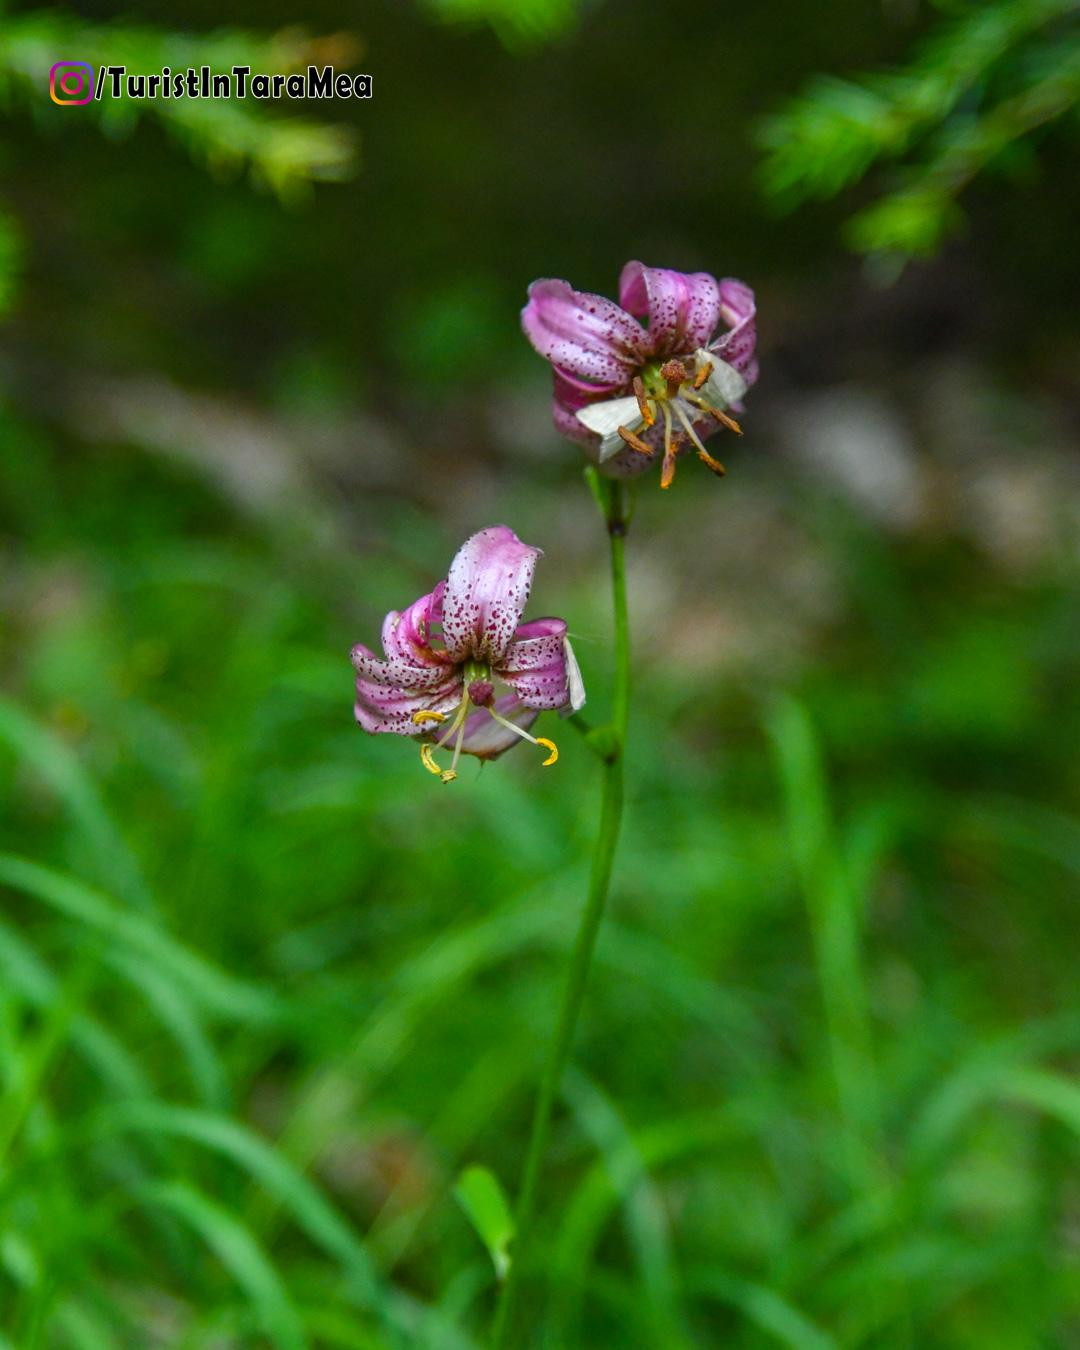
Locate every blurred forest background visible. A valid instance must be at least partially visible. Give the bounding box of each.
[1,0,1079,1345]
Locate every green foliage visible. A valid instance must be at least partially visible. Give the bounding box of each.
[417,0,582,47]
[1,402,1078,1344]
[453,1165,515,1279]
[0,8,359,311]
[760,0,1080,263]
[0,210,22,319]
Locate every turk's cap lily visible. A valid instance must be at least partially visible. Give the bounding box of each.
[351,525,585,783]
[522,262,757,487]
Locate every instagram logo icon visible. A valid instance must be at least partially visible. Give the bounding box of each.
[49,61,94,105]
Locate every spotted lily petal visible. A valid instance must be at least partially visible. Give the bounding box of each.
[354,668,463,735]
[710,279,758,385]
[378,581,449,669]
[618,262,721,356]
[350,641,456,693]
[497,617,585,711]
[521,279,645,387]
[552,371,600,447]
[441,525,540,665]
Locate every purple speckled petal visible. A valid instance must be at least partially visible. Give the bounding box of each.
[441,525,540,665]
[496,618,575,711]
[354,669,463,736]
[552,372,603,448]
[522,279,644,387]
[350,641,456,693]
[709,279,758,386]
[618,262,721,356]
[379,581,447,668]
[351,577,459,737]
[458,693,539,760]
[550,366,624,398]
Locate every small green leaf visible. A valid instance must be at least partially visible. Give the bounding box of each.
[453,1165,514,1280]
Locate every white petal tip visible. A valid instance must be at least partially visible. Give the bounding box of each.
[564,638,586,712]
[696,349,748,407]
[575,395,643,439]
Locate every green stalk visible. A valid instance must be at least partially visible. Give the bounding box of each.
[491,477,631,1348]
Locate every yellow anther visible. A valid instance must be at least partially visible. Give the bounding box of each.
[693,360,713,390]
[420,743,443,775]
[439,769,458,784]
[536,737,558,767]
[412,709,446,726]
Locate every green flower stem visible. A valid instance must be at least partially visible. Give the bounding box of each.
[491,477,631,1347]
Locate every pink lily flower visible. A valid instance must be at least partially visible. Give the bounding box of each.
[351,526,585,783]
[522,261,757,488]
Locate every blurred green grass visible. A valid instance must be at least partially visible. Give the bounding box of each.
[2,399,1078,1347]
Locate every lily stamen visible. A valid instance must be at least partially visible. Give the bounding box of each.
[441,713,469,783]
[686,393,742,435]
[411,710,446,726]
[617,424,656,457]
[673,402,726,477]
[693,360,713,390]
[414,701,469,782]
[420,743,443,776]
[487,707,559,766]
[631,375,656,427]
[660,403,678,490]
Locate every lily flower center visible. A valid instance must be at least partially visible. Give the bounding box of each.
[409,660,558,784]
[618,353,743,490]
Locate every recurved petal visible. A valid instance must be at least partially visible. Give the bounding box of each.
[497,618,582,711]
[441,525,541,665]
[710,278,758,385]
[522,279,644,386]
[379,580,449,669]
[350,640,453,692]
[618,261,721,356]
[458,693,539,760]
[354,669,463,736]
[552,371,604,448]
[553,397,596,447]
